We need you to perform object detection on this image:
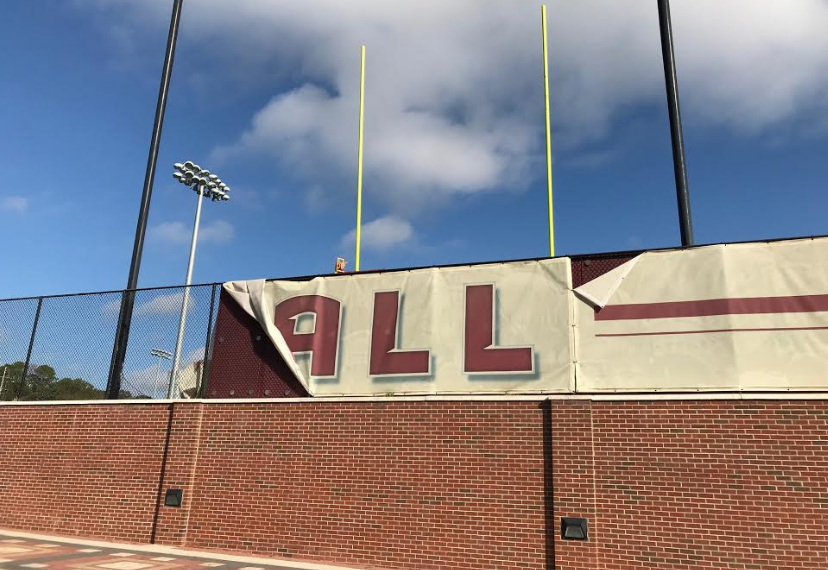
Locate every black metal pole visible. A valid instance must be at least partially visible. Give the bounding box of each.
[107,0,184,399]
[19,297,43,400]
[657,0,694,247]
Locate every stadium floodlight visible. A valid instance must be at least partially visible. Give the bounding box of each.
[150,348,173,399]
[167,161,231,399]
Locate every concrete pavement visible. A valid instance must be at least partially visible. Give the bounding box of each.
[0,530,364,570]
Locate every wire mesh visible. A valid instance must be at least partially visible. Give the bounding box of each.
[570,252,639,288]
[0,284,219,402]
[0,298,39,401]
[1,253,636,403]
[206,289,308,399]
[119,284,218,400]
[207,255,643,400]
[19,292,122,401]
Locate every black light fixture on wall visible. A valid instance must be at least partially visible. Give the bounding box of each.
[561,517,588,540]
[165,489,184,508]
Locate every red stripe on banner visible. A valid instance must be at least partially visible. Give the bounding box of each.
[595,294,828,321]
[596,326,828,338]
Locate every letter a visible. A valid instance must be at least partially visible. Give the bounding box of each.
[274,295,340,377]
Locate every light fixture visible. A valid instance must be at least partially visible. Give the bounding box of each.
[561,517,588,540]
[167,161,232,399]
[173,162,233,201]
[164,489,183,508]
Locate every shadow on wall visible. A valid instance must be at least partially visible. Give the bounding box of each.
[542,399,556,569]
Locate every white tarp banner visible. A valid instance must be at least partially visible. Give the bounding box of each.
[224,258,574,396]
[574,238,828,392]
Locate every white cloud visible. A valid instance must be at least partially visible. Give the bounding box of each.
[199,219,236,242]
[101,291,194,318]
[84,0,828,213]
[135,292,195,316]
[340,215,414,252]
[1,196,29,214]
[151,219,235,244]
[151,222,191,244]
[184,346,205,364]
[101,299,121,318]
[122,362,165,398]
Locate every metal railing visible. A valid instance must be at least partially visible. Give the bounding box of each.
[0,283,219,401]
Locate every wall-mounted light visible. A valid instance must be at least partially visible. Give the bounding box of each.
[561,517,588,540]
[165,489,184,508]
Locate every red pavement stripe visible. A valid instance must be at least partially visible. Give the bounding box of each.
[594,294,828,321]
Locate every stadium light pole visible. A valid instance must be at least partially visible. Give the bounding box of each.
[150,348,173,398]
[167,161,231,399]
[657,0,694,247]
[107,0,185,399]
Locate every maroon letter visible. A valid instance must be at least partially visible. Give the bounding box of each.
[370,291,430,375]
[464,285,533,373]
[274,295,340,377]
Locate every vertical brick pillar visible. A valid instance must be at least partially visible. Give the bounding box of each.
[151,402,205,546]
[552,400,599,570]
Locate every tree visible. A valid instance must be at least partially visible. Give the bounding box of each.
[50,377,104,400]
[1,361,107,401]
[0,362,25,401]
[23,364,58,401]
[0,361,152,401]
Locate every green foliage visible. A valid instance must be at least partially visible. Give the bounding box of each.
[0,361,106,401]
[0,361,152,401]
[119,388,150,400]
[0,362,25,401]
[50,377,105,401]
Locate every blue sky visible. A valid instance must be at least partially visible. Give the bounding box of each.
[1,0,827,301]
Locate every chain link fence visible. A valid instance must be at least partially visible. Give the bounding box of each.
[0,251,643,403]
[570,251,640,288]
[0,284,219,402]
[206,289,309,399]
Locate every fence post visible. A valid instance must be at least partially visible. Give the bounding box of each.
[18,297,44,400]
[198,284,218,398]
[106,290,132,399]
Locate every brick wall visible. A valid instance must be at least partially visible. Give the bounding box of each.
[180,401,548,570]
[1,398,827,569]
[152,403,204,546]
[0,404,171,542]
[585,400,828,570]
